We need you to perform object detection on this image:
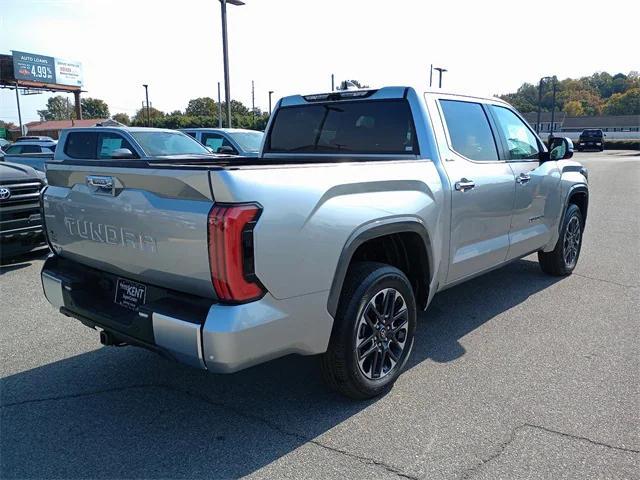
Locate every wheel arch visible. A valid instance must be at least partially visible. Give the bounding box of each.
[563,184,589,228]
[327,220,434,318]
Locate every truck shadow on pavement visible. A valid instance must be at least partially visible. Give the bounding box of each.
[0,258,562,479]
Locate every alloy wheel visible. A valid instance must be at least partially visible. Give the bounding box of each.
[563,215,581,268]
[355,288,409,380]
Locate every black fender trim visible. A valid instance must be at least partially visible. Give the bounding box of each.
[561,184,589,230]
[327,220,434,318]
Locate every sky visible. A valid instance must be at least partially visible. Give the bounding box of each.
[1,0,638,125]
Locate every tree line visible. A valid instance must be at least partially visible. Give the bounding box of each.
[31,95,270,131]
[498,71,640,116]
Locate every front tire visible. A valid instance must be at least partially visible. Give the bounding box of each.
[320,262,417,399]
[538,204,584,276]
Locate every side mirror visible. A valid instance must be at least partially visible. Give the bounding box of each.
[216,145,236,154]
[111,148,135,159]
[549,137,574,161]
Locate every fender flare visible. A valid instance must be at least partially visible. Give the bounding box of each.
[561,183,589,229]
[326,219,434,318]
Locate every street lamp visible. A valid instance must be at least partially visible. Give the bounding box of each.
[219,0,245,128]
[433,67,447,88]
[536,76,552,134]
[268,90,274,115]
[142,84,150,127]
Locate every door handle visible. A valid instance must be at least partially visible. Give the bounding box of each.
[516,173,531,184]
[455,178,475,191]
[86,175,114,189]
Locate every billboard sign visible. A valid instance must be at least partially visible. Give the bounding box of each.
[11,51,82,88]
[54,58,83,87]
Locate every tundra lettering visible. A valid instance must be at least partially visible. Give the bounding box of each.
[63,217,157,253]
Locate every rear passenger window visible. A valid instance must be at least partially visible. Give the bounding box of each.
[97,133,137,159]
[65,132,97,159]
[440,100,499,161]
[20,145,41,154]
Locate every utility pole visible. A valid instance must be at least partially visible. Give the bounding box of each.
[219,0,244,129]
[331,74,335,91]
[74,90,82,120]
[433,67,447,88]
[549,77,557,138]
[268,90,274,116]
[142,84,150,127]
[217,82,222,128]
[251,80,255,127]
[536,78,544,134]
[536,76,552,134]
[14,83,23,136]
[429,64,433,87]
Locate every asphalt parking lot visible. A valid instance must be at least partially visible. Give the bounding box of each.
[1,150,638,479]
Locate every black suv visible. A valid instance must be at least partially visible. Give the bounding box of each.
[577,129,605,151]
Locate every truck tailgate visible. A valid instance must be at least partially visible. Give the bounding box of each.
[43,163,216,299]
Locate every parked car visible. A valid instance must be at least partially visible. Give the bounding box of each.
[0,162,47,260]
[180,128,264,156]
[2,127,215,171]
[1,141,57,171]
[3,141,56,155]
[577,129,605,151]
[15,135,55,143]
[0,138,11,151]
[40,87,588,399]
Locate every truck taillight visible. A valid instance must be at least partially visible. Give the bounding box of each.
[208,203,265,303]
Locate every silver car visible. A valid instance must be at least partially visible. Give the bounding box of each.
[180,128,264,157]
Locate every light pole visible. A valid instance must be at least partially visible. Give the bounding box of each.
[429,64,433,87]
[142,84,150,127]
[268,90,274,115]
[217,81,222,127]
[549,77,557,140]
[536,76,552,134]
[433,67,447,88]
[219,0,244,129]
[331,74,335,91]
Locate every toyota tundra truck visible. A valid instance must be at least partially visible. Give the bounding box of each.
[40,87,588,399]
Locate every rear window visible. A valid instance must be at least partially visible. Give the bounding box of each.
[582,130,602,136]
[266,100,417,155]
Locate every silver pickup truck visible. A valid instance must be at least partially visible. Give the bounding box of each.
[41,87,588,399]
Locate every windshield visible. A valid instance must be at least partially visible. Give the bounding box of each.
[130,131,210,156]
[228,131,264,152]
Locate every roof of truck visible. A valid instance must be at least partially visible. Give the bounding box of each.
[280,86,509,107]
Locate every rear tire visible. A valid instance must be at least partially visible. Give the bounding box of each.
[538,204,584,276]
[320,262,416,399]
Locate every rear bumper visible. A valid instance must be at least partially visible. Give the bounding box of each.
[41,256,333,373]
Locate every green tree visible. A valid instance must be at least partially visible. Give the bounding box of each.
[563,100,585,117]
[81,97,110,119]
[337,79,369,90]
[185,97,217,116]
[604,88,640,115]
[132,107,165,126]
[37,95,75,121]
[111,113,131,125]
[499,83,539,112]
